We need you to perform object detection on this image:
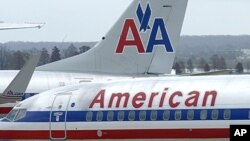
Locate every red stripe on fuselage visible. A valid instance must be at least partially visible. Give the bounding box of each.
[0,129,229,139]
[0,107,12,114]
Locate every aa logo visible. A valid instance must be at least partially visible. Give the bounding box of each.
[116,3,173,54]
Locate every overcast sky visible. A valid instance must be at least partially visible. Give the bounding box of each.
[0,0,250,43]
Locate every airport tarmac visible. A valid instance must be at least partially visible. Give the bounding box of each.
[87,139,229,141]
[13,139,230,141]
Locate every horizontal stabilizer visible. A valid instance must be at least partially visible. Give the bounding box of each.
[0,22,45,30]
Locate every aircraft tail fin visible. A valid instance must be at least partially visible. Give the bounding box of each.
[37,0,188,75]
[0,54,40,104]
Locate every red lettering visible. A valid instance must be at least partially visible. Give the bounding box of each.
[132,92,146,108]
[148,92,158,108]
[108,93,130,108]
[159,88,168,107]
[88,88,217,109]
[185,91,200,107]
[202,90,217,106]
[169,91,183,108]
[89,89,105,108]
[115,19,145,53]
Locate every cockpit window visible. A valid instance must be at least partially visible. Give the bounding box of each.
[6,109,27,121]
[6,109,18,121]
[14,109,27,121]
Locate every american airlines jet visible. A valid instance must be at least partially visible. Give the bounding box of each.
[0,75,249,140]
[2,2,245,140]
[0,0,187,113]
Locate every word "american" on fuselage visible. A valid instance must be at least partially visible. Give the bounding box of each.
[89,87,217,109]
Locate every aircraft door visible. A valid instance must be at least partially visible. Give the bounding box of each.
[50,93,71,140]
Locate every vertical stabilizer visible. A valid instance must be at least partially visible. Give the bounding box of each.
[37,0,188,75]
[0,54,40,104]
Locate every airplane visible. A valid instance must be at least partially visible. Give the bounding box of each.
[0,22,44,30]
[0,0,187,113]
[0,74,249,140]
[1,1,244,139]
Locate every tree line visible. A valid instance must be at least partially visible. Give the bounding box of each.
[0,43,90,70]
[0,44,246,73]
[173,54,244,74]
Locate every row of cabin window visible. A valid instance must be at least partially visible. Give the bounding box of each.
[85,109,234,122]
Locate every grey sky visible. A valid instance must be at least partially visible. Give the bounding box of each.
[0,0,250,43]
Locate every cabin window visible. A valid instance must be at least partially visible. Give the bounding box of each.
[249,110,250,119]
[187,110,194,120]
[107,111,114,121]
[224,109,231,120]
[59,82,65,87]
[118,111,124,121]
[6,109,18,121]
[128,111,135,121]
[200,110,207,120]
[150,110,157,121]
[86,111,93,122]
[96,111,103,121]
[14,109,27,121]
[175,110,182,120]
[163,110,170,120]
[139,111,146,121]
[211,110,219,120]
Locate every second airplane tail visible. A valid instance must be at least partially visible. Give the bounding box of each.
[37,0,188,75]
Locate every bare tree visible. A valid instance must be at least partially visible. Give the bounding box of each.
[179,60,186,73]
[204,63,210,72]
[235,62,244,73]
[187,58,193,73]
[64,43,79,58]
[218,57,227,70]
[173,62,182,74]
[198,57,207,71]
[210,54,220,70]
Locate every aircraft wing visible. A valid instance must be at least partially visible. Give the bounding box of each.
[0,22,45,30]
[0,53,41,104]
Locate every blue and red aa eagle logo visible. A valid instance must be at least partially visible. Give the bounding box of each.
[116,3,173,54]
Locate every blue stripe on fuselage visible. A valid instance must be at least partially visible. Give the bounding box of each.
[8,108,250,123]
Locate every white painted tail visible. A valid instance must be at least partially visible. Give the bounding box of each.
[37,0,188,75]
[0,54,40,104]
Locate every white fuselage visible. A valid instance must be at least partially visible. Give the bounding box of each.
[0,70,131,94]
[0,70,131,116]
[0,75,249,140]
